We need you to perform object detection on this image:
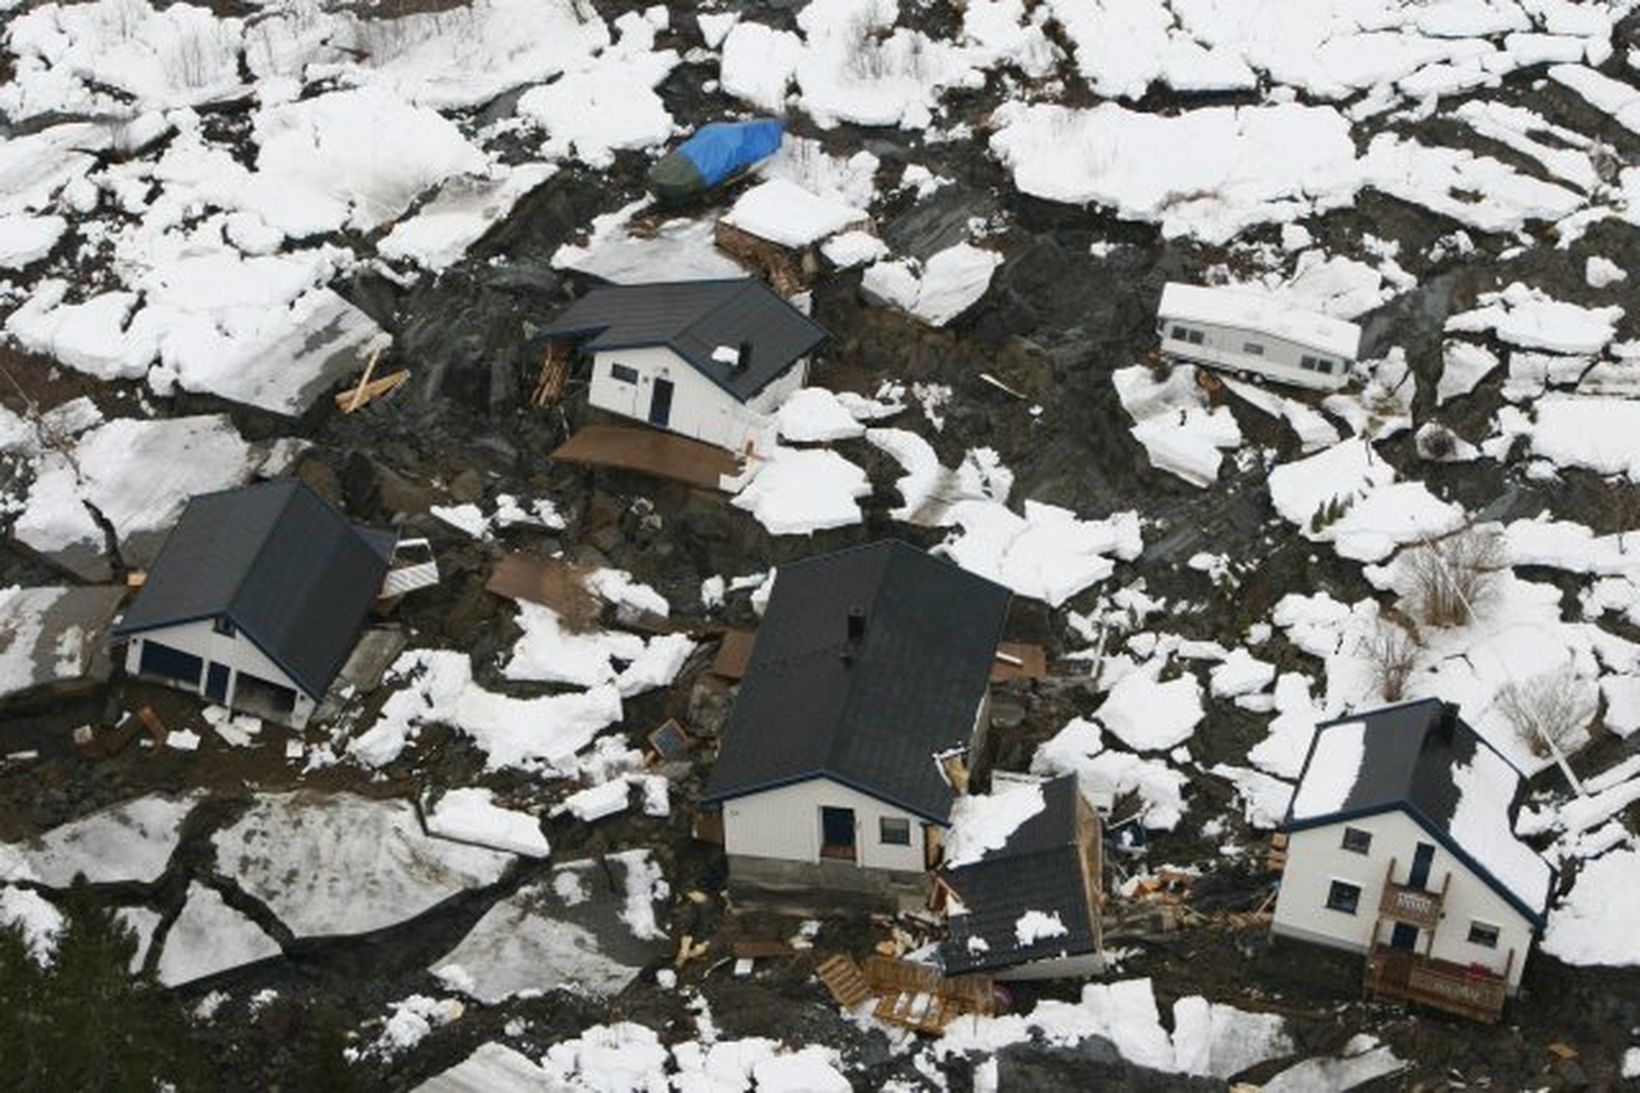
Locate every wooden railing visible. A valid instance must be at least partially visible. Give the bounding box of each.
[1365,945,1510,1023]
[1376,857,1448,929]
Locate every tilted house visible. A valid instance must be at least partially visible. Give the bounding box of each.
[1272,698,1556,1022]
[112,479,395,729]
[937,776,1105,981]
[536,278,827,453]
[1157,281,1361,392]
[700,541,1012,911]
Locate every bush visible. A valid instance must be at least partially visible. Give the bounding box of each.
[1404,528,1503,628]
[1497,670,1595,760]
[1363,622,1419,702]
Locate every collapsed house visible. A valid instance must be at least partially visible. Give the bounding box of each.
[1272,698,1555,1023]
[699,540,1011,912]
[936,776,1105,981]
[534,277,827,454]
[112,479,395,729]
[1156,281,1361,392]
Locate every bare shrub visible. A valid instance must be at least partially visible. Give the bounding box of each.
[1363,622,1419,702]
[1404,528,1504,628]
[1496,669,1595,759]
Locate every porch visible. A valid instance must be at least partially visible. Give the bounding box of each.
[1364,945,1511,1024]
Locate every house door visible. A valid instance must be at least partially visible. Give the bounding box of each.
[819,806,856,862]
[204,662,230,704]
[648,378,675,428]
[1408,842,1436,890]
[1389,922,1419,951]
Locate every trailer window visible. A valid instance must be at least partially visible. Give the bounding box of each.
[1242,341,1264,356]
[1314,358,1334,374]
[1299,355,1319,372]
[1171,325,1204,345]
[610,363,640,384]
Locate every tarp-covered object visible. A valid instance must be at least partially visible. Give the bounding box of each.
[648,119,783,205]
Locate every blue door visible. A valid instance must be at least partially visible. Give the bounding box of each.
[648,378,674,427]
[1408,842,1436,889]
[1390,922,1419,951]
[205,662,230,704]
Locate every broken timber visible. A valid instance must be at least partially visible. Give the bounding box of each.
[816,954,873,1010]
[532,342,571,407]
[864,956,995,1035]
[335,357,409,413]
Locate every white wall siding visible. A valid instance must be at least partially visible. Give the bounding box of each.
[123,620,316,728]
[1272,810,1535,990]
[588,346,801,453]
[1157,323,1348,391]
[744,358,807,416]
[723,777,932,873]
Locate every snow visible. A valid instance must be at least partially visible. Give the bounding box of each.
[517,31,677,169]
[351,649,625,772]
[1515,395,1640,482]
[723,178,865,248]
[1263,1036,1406,1092]
[1543,847,1640,966]
[730,446,870,535]
[1113,365,1243,488]
[1048,0,1255,98]
[1266,438,1465,563]
[943,783,1047,867]
[1210,649,1276,698]
[1447,740,1554,911]
[0,213,66,269]
[1289,720,1364,819]
[157,883,282,987]
[820,230,890,270]
[1437,341,1501,405]
[556,780,631,823]
[1210,764,1296,830]
[938,499,1142,607]
[1586,256,1628,289]
[989,101,1359,244]
[1096,671,1204,752]
[426,788,548,858]
[1170,995,1293,1079]
[19,794,197,886]
[554,203,742,284]
[1030,717,1189,830]
[862,243,1001,327]
[1549,62,1640,135]
[504,603,692,698]
[0,886,64,966]
[432,876,648,1004]
[1446,283,1623,355]
[372,995,464,1059]
[719,22,804,111]
[1220,377,1341,453]
[417,1043,551,1092]
[379,165,556,271]
[211,793,513,938]
[1013,909,1068,946]
[776,388,867,443]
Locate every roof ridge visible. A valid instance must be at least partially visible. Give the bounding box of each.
[678,278,765,346]
[221,478,307,632]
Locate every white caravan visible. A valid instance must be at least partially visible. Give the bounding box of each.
[1157,282,1361,392]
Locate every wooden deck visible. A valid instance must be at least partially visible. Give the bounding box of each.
[1365,946,1509,1023]
[551,424,740,491]
[863,956,995,1035]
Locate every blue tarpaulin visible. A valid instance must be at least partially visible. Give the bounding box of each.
[676,119,784,189]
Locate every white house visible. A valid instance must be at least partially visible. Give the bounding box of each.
[1157,282,1361,392]
[112,479,395,729]
[936,776,1105,981]
[1272,699,1556,1022]
[700,541,1013,912]
[537,278,826,453]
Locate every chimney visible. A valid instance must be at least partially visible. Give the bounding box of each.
[846,605,866,644]
[735,339,753,370]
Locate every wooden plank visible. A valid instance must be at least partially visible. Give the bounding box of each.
[334,369,408,412]
[344,347,383,412]
[486,554,603,627]
[816,954,873,1009]
[734,939,795,959]
[710,629,757,680]
[990,642,1047,683]
[551,424,740,492]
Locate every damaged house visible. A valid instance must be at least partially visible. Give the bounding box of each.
[1271,698,1556,1023]
[112,479,395,729]
[700,541,1011,911]
[535,277,827,454]
[936,776,1105,981]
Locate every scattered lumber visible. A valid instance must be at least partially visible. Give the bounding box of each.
[532,342,570,407]
[334,368,409,413]
[816,954,873,1010]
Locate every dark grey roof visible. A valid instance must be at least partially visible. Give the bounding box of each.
[535,278,827,402]
[702,541,1012,823]
[1283,698,1557,928]
[941,778,1099,976]
[113,479,393,699]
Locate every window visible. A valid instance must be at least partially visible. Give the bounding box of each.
[1186,328,1204,345]
[1340,827,1372,855]
[1242,341,1265,356]
[1314,358,1334,374]
[1468,921,1500,948]
[610,363,639,385]
[1170,324,1189,340]
[1299,355,1318,371]
[212,616,235,638]
[1325,880,1361,915]
[1170,325,1205,345]
[879,817,911,846]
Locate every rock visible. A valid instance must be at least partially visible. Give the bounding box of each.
[449,467,484,504]
[1554,1059,1590,1090]
[688,677,734,740]
[294,457,343,505]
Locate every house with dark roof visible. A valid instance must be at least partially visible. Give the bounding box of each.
[937,776,1105,980]
[112,479,395,729]
[536,278,827,453]
[700,541,1012,910]
[1271,698,1556,1022]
